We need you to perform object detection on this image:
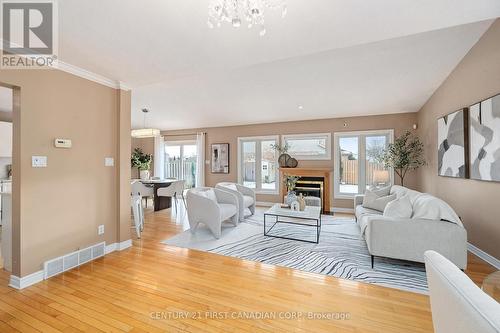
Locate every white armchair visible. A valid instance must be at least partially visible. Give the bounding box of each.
[424,250,500,333]
[215,182,256,222]
[186,188,239,239]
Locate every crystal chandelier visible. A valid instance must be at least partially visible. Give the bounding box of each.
[207,0,287,36]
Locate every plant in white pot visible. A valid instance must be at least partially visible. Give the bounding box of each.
[131,148,152,180]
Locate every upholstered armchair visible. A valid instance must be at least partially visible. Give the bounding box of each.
[186,187,239,239]
[216,182,256,222]
[424,251,500,333]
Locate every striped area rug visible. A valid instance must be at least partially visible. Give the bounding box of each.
[163,212,428,294]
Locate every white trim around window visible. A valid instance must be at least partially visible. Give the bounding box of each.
[237,135,280,194]
[282,132,332,160]
[333,129,394,199]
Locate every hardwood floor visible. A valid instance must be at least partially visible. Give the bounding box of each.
[0,205,496,332]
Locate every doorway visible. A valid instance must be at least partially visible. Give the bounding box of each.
[165,141,198,189]
[0,85,13,272]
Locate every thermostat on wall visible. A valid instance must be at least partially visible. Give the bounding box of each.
[54,139,72,148]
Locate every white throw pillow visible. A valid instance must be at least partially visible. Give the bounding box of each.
[362,190,397,212]
[372,185,391,197]
[224,184,238,192]
[383,195,412,218]
[200,189,218,202]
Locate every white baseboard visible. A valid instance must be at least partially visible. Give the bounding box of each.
[331,207,355,214]
[118,239,132,250]
[468,243,500,270]
[105,239,132,254]
[105,243,117,254]
[9,239,133,290]
[9,270,44,290]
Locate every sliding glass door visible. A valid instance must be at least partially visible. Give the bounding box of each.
[164,141,197,188]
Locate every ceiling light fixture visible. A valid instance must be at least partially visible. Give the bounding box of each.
[131,108,161,138]
[207,0,287,36]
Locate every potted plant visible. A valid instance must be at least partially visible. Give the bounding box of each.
[379,131,426,186]
[283,174,300,205]
[131,148,153,180]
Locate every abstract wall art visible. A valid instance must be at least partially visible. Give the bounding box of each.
[211,143,230,174]
[437,108,469,178]
[469,94,500,181]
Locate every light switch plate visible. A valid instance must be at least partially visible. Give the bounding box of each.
[104,157,114,167]
[32,156,47,168]
[98,225,105,235]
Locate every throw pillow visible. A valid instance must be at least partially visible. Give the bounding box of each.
[372,185,391,197]
[362,190,397,212]
[383,195,412,218]
[200,189,218,202]
[224,184,238,192]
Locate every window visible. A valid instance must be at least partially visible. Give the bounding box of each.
[334,130,393,198]
[238,136,279,193]
[164,140,198,188]
[282,133,331,160]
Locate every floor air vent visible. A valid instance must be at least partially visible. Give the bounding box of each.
[43,242,106,279]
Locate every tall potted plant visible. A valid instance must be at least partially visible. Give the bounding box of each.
[131,148,153,180]
[379,131,425,186]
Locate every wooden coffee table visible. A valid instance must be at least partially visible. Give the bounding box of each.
[264,204,322,244]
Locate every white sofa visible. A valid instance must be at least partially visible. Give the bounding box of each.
[354,185,467,269]
[215,182,256,222]
[425,250,500,333]
[186,187,239,239]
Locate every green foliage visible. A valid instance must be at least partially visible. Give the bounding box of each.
[380,131,426,186]
[131,148,152,171]
[283,174,300,192]
[271,142,290,155]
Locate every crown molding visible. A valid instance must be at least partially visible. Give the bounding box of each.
[0,40,130,90]
[57,61,131,90]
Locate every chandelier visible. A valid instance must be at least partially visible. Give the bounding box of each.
[207,0,287,36]
[131,108,161,138]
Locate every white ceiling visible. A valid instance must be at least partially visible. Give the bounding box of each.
[0,87,12,113]
[55,0,500,130]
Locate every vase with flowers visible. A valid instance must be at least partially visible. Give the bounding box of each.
[283,174,300,206]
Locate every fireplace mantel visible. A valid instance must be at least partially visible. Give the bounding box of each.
[279,168,333,212]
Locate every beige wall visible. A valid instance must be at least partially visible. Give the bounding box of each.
[417,19,500,259]
[162,113,419,209]
[0,69,131,277]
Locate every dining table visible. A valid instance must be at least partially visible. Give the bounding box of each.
[140,179,176,211]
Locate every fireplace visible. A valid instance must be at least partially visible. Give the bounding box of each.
[295,177,324,207]
[279,168,332,213]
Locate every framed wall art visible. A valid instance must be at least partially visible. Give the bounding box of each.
[437,108,469,178]
[211,143,230,174]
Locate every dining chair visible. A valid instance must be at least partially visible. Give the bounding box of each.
[131,180,154,208]
[130,194,144,238]
[157,180,186,213]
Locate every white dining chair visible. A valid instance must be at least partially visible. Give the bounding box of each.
[157,180,186,213]
[131,180,154,208]
[130,194,144,238]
